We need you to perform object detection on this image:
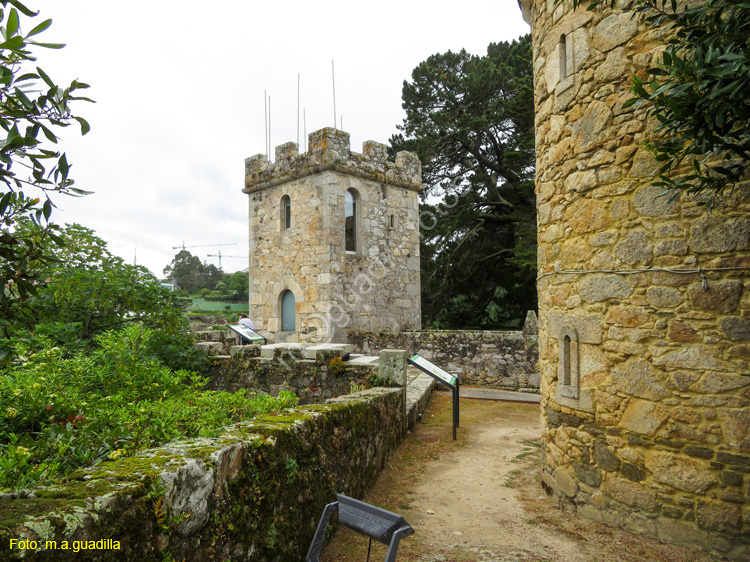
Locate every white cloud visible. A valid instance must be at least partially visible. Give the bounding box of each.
[31,0,529,274]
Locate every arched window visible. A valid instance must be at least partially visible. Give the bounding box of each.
[280,290,295,331]
[281,195,291,230]
[345,189,358,253]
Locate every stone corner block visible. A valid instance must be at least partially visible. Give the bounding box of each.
[379,349,408,386]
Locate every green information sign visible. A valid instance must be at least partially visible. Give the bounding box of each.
[408,354,456,387]
[408,353,460,440]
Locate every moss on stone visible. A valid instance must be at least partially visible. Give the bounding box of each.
[1,389,406,562]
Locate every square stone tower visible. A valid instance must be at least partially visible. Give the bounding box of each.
[243,128,423,343]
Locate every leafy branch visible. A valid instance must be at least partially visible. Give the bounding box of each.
[0,0,92,325]
[568,0,750,203]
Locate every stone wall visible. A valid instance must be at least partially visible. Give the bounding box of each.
[208,343,388,404]
[1,387,407,562]
[194,328,240,355]
[348,329,540,392]
[243,128,423,343]
[520,0,750,558]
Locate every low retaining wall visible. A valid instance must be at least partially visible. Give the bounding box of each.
[208,343,383,404]
[349,330,540,392]
[1,388,407,562]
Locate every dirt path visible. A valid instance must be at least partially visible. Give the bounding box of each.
[321,393,717,562]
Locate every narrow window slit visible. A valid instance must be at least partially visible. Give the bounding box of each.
[562,335,571,386]
[559,34,568,79]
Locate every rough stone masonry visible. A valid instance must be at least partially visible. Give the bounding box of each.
[244,128,423,343]
[519,0,750,559]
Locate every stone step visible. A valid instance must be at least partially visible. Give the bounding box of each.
[347,355,379,366]
[301,343,353,360]
[260,343,303,359]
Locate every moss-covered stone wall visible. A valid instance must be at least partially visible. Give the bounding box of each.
[207,343,384,404]
[0,387,406,561]
[348,330,540,392]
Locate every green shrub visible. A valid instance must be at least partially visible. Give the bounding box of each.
[0,324,298,492]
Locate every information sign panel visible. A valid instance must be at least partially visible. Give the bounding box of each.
[227,324,266,344]
[408,353,460,440]
[408,354,456,387]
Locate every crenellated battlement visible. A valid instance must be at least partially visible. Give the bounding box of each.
[243,127,422,193]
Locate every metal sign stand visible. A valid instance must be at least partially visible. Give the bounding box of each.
[407,354,460,440]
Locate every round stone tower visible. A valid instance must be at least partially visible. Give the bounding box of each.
[519,0,750,558]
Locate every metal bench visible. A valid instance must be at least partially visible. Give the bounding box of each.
[306,494,415,562]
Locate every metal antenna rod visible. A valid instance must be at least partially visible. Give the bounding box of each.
[332,60,337,130]
[263,90,268,160]
[268,95,272,161]
[297,73,300,148]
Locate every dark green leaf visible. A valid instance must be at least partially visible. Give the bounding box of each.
[0,35,24,50]
[27,18,52,38]
[57,153,69,178]
[6,0,37,18]
[6,7,19,37]
[74,116,90,135]
[38,122,57,143]
[36,66,55,88]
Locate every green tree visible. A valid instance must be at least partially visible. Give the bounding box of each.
[202,261,223,291]
[2,223,209,372]
[226,269,249,301]
[163,249,224,293]
[391,36,536,328]
[576,0,750,201]
[35,225,184,339]
[0,1,91,324]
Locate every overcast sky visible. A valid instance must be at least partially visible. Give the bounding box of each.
[30,1,529,275]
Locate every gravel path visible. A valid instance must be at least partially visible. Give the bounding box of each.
[320,394,715,562]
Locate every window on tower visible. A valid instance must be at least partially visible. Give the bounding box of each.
[345,189,358,253]
[281,195,291,230]
[280,290,295,331]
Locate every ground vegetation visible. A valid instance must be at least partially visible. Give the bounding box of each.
[0,223,208,373]
[0,323,298,492]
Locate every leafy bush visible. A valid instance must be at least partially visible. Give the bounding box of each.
[0,324,298,492]
[0,224,211,378]
[327,356,347,375]
[146,328,212,375]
